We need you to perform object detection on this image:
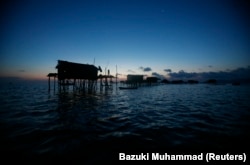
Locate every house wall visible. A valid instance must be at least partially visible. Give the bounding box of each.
[127,75,144,83]
[57,60,98,80]
[146,77,158,83]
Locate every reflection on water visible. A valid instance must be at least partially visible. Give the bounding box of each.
[0,81,250,163]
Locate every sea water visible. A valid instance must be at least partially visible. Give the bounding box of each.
[0,80,250,163]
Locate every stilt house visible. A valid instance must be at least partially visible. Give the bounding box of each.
[56,60,99,80]
[126,74,144,86]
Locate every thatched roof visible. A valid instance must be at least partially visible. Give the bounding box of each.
[56,60,98,80]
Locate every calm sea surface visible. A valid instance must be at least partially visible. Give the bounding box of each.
[0,80,250,163]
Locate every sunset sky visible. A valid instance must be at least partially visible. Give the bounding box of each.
[1,0,249,81]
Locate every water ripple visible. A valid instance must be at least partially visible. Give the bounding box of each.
[1,82,250,161]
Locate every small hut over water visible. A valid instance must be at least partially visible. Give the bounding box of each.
[48,60,102,92]
[56,60,99,80]
[126,74,144,87]
[146,77,159,85]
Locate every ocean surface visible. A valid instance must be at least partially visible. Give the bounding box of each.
[0,80,250,163]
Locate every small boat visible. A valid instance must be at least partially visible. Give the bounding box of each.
[119,86,138,90]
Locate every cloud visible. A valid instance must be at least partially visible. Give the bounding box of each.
[152,72,165,79]
[18,69,26,72]
[168,66,250,82]
[164,69,172,73]
[127,69,135,73]
[139,66,152,72]
[230,66,250,78]
[169,70,198,80]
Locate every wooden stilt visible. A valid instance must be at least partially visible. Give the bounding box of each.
[54,76,55,91]
[48,76,50,91]
[47,73,57,92]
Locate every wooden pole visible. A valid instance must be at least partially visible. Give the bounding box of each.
[53,76,55,91]
[116,65,117,85]
[48,76,50,91]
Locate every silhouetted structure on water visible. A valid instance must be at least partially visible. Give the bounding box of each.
[48,60,107,92]
[56,60,100,80]
[161,79,170,84]
[171,80,184,84]
[120,75,160,88]
[47,73,57,91]
[187,80,199,84]
[205,79,217,84]
[146,77,159,85]
[126,75,144,87]
[232,81,240,86]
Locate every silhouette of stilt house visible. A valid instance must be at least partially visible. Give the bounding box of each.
[126,75,144,87]
[98,68,115,87]
[146,77,159,85]
[50,60,102,92]
[47,73,57,91]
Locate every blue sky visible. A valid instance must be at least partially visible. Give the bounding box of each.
[1,0,249,80]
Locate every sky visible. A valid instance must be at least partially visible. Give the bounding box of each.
[1,0,250,81]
